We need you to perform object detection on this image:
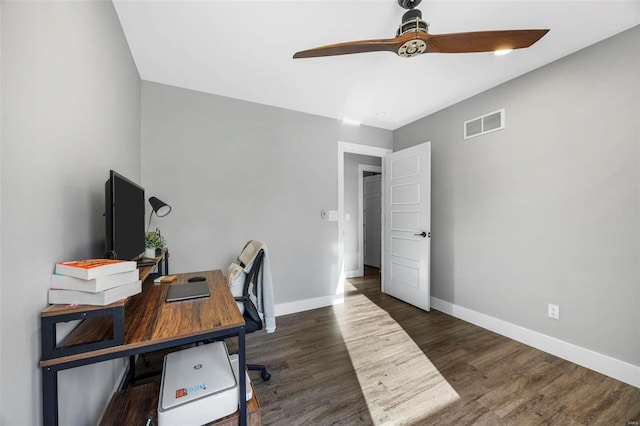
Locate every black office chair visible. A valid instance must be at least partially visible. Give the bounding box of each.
[234,248,271,381]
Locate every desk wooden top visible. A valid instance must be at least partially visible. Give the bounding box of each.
[40,270,244,367]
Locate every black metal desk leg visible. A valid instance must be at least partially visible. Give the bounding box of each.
[126,355,137,387]
[42,367,58,426]
[238,326,246,426]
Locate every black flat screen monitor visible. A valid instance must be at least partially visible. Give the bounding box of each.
[104,170,145,260]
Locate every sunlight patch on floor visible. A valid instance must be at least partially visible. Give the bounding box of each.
[333,290,460,425]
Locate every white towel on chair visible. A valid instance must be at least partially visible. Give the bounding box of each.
[226,262,244,293]
[238,240,276,333]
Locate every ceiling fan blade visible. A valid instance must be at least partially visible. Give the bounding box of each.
[293,37,402,59]
[426,29,549,53]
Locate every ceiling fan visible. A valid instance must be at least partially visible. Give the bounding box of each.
[293,0,549,59]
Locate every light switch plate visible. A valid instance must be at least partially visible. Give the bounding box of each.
[328,210,338,221]
[548,304,560,320]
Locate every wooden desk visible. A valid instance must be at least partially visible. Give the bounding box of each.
[40,269,249,426]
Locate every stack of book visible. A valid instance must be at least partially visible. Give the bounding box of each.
[48,259,141,306]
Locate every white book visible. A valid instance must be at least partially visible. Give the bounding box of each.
[48,280,142,306]
[54,259,137,280]
[50,269,139,293]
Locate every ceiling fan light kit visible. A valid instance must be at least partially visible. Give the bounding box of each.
[293,0,549,60]
[494,49,514,56]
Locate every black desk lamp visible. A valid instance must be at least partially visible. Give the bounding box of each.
[148,196,172,231]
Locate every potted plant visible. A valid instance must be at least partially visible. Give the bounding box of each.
[145,231,165,258]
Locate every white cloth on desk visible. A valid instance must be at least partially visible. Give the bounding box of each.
[237,240,276,333]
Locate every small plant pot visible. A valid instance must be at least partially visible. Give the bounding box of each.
[145,247,156,258]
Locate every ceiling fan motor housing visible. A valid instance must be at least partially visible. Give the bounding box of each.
[397,9,429,36]
[397,9,429,57]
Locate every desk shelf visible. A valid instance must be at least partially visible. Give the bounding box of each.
[41,303,124,361]
[99,381,261,426]
[40,250,168,362]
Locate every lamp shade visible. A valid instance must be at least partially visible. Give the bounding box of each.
[149,196,172,217]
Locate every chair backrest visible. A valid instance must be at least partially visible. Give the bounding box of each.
[239,249,265,332]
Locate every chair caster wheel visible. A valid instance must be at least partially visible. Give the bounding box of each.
[262,371,271,381]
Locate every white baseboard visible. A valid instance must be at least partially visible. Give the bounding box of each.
[275,294,344,317]
[431,297,640,389]
[344,269,360,279]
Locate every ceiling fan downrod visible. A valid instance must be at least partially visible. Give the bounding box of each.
[398,0,422,10]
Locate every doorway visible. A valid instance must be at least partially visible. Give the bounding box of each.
[337,142,392,294]
[361,168,382,271]
[344,160,381,278]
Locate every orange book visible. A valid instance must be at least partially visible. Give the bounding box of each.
[54,259,137,280]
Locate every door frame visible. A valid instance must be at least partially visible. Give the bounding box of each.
[338,142,392,295]
[358,165,382,277]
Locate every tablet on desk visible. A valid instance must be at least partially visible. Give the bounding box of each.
[165,281,210,302]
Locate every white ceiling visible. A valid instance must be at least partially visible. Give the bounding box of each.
[113,0,640,130]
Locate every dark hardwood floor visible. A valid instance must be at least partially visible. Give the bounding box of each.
[246,266,640,425]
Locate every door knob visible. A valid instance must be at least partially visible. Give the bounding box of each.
[414,231,427,238]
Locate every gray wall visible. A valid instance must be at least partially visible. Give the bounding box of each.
[0,2,140,424]
[394,26,640,366]
[0,2,3,417]
[344,153,381,274]
[141,82,392,306]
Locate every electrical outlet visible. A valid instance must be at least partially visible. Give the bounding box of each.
[548,304,560,320]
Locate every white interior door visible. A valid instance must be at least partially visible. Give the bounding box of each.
[363,174,382,268]
[383,142,431,311]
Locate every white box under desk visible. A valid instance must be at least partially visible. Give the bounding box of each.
[159,342,238,426]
